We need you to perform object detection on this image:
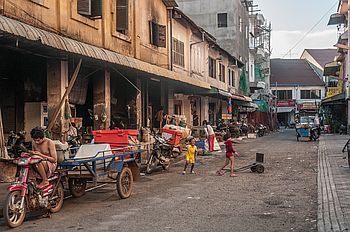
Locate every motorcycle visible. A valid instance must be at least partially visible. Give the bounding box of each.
[146,135,171,174]
[257,124,267,137]
[3,153,65,228]
[310,127,320,141]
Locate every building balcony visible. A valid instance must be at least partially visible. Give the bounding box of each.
[326,86,343,98]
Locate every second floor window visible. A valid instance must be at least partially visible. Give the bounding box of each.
[209,57,216,79]
[116,0,129,35]
[219,63,225,83]
[172,38,184,67]
[150,21,166,48]
[274,90,292,100]
[228,69,235,87]
[218,13,227,28]
[301,90,321,99]
[77,0,102,18]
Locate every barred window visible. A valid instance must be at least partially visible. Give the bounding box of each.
[116,0,129,35]
[301,90,321,99]
[77,0,102,18]
[209,57,216,79]
[219,63,225,82]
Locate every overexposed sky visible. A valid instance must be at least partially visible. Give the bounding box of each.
[254,0,339,58]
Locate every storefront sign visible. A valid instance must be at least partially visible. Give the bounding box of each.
[222,113,233,120]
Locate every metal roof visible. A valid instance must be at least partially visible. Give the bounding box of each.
[0,15,209,90]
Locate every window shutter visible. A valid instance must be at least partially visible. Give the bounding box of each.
[158,24,166,48]
[77,0,91,16]
[91,0,102,17]
[116,0,128,34]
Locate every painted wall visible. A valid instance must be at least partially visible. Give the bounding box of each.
[176,0,250,64]
[1,0,168,66]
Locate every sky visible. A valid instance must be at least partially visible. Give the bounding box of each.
[254,0,339,58]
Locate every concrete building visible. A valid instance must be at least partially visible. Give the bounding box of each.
[176,0,250,72]
[270,59,326,126]
[170,8,249,127]
[0,0,214,142]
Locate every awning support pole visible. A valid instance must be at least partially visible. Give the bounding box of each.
[111,66,141,93]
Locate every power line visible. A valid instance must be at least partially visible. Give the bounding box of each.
[282,0,338,58]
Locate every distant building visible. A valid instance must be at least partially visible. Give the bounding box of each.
[270,59,326,125]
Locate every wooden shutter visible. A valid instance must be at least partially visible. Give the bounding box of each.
[158,24,166,48]
[116,0,128,34]
[91,0,102,17]
[77,0,91,16]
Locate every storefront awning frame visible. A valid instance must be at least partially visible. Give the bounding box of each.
[328,13,346,25]
[0,15,210,90]
[323,61,340,77]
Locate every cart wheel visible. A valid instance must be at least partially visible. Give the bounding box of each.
[162,162,170,171]
[117,167,133,199]
[296,135,299,141]
[250,166,257,172]
[50,181,64,213]
[146,154,158,174]
[256,164,265,174]
[69,178,87,198]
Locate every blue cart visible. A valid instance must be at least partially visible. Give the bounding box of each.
[296,127,311,141]
[59,144,144,199]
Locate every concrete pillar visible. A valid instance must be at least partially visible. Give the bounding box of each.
[93,69,111,130]
[168,88,174,115]
[201,97,209,124]
[47,60,68,140]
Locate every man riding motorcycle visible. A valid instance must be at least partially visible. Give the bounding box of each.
[30,127,58,189]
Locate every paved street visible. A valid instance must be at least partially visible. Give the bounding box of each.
[0,129,322,231]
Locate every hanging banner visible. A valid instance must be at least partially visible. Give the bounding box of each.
[228,97,232,114]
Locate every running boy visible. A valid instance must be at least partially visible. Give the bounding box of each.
[183,138,198,174]
[216,133,239,177]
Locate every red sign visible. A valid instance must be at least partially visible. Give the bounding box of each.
[277,100,295,107]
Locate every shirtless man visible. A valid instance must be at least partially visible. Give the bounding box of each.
[30,127,57,189]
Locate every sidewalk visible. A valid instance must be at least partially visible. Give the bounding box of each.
[318,135,350,231]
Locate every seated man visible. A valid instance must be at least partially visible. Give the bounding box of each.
[30,127,57,189]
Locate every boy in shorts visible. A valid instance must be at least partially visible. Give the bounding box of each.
[216,133,239,177]
[183,138,198,174]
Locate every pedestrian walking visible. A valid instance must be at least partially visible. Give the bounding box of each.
[203,120,215,152]
[216,133,239,177]
[183,138,198,175]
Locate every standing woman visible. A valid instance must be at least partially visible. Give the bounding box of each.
[203,120,215,152]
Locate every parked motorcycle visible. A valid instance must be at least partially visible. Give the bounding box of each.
[310,127,320,141]
[146,135,171,174]
[257,124,267,137]
[3,153,64,228]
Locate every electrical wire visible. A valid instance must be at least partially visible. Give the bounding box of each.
[282,0,339,58]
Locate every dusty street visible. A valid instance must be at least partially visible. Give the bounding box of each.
[0,129,318,232]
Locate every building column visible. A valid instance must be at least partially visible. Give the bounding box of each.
[93,68,111,130]
[168,88,174,115]
[200,97,209,125]
[47,60,69,140]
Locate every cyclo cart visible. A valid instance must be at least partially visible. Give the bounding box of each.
[59,143,143,199]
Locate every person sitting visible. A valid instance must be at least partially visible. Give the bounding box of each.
[30,127,58,189]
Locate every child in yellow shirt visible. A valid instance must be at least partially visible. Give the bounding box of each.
[183,138,198,174]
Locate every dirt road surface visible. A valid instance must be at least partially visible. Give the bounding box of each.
[0,129,318,232]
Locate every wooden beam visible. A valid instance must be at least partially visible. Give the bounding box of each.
[0,107,8,159]
[47,59,82,132]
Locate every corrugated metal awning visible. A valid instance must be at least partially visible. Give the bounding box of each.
[328,13,346,25]
[162,0,178,7]
[0,15,210,90]
[323,61,340,76]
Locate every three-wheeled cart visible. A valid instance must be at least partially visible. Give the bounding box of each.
[59,144,143,199]
[296,127,311,141]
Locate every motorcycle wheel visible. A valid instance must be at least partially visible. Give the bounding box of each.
[69,178,87,198]
[116,167,133,199]
[50,182,64,213]
[146,154,158,174]
[4,191,26,228]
